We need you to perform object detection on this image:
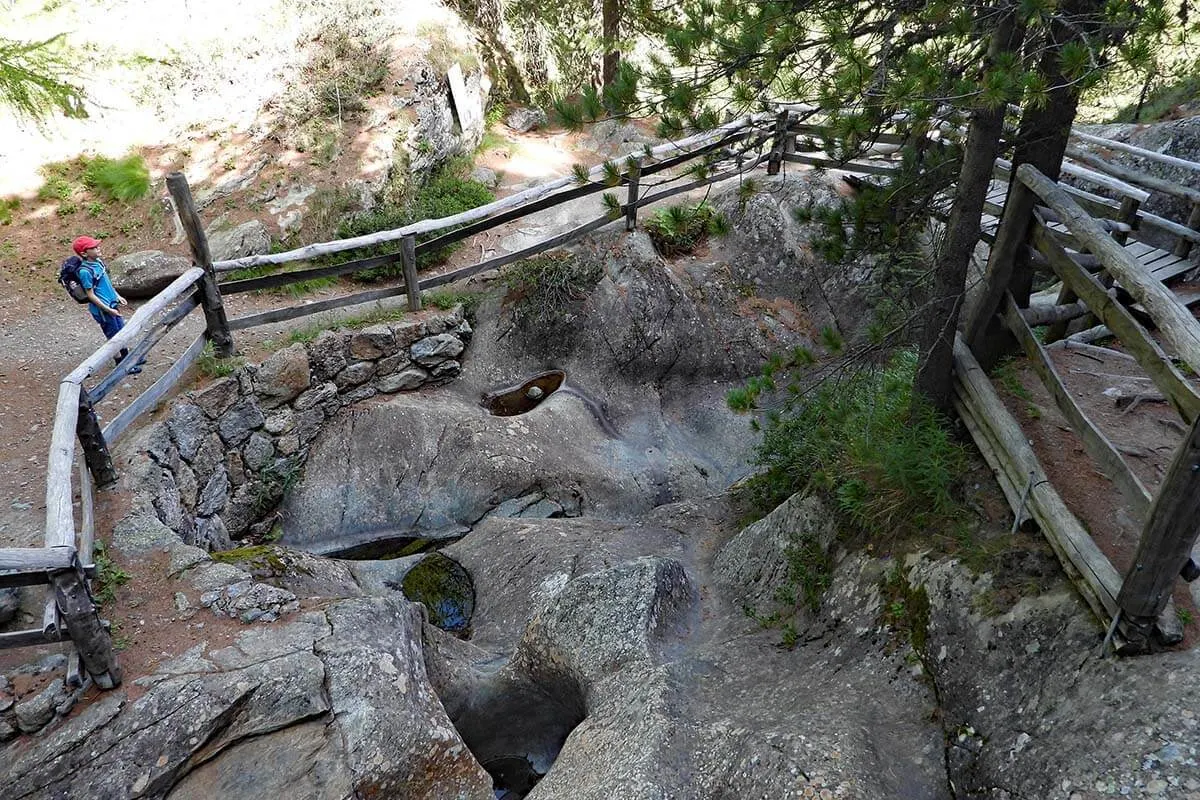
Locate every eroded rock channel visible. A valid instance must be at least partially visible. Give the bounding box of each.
[10,172,1198,800]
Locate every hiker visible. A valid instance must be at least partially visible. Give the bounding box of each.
[68,236,143,374]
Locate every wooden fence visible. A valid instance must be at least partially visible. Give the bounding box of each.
[0,111,788,687]
[4,105,1199,689]
[960,160,1200,652]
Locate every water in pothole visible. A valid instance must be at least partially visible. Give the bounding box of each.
[481,369,566,416]
[452,680,585,800]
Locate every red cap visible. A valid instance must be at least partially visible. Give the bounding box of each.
[72,236,101,256]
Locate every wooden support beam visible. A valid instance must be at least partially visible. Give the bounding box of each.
[1065,147,1200,205]
[0,546,77,574]
[1071,131,1200,175]
[166,172,233,357]
[966,175,1037,361]
[1116,413,1200,651]
[1021,300,1089,327]
[1019,164,1200,380]
[625,159,640,231]
[75,388,115,487]
[0,627,67,650]
[401,235,420,312]
[46,381,80,553]
[102,333,208,445]
[952,337,1121,625]
[88,294,200,403]
[767,110,789,175]
[1032,225,1200,423]
[1003,296,1152,520]
[51,567,121,688]
[1175,201,1200,258]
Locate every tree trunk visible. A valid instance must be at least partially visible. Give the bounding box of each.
[913,13,1022,414]
[602,0,621,88]
[966,0,1104,368]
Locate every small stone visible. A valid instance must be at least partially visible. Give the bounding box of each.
[191,376,241,418]
[255,343,311,408]
[174,592,190,612]
[430,359,461,378]
[197,467,230,516]
[341,385,377,405]
[335,361,377,389]
[218,399,266,447]
[0,719,16,742]
[349,324,397,359]
[263,409,295,435]
[167,403,211,462]
[307,330,348,381]
[276,434,300,456]
[15,678,63,732]
[293,382,338,412]
[375,367,428,393]
[243,432,275,472]
[410,333,464,366]
[526,386,544,400]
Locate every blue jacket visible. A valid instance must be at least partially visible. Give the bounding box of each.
[78,258,119,323]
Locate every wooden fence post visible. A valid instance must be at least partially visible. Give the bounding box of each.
[76,388,116,487]
[1176,200,1200,258]
[52,565,121,688]
[165,172,233,357]
[1116,412,1200,651]
[767,111,789,176]
[965,177,1037,365]
[401,235,421,311]
[625,159,641,232]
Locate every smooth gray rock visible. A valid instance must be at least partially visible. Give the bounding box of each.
[191,433,224,480]
[207,220,271,262]
[410,333,464,366]
[108,250,192,298]
[192,515,232,552]
[375,367,428,393]
[334,360,376,389]
[506,106,547,133]
[196,467,230,517]
[166,402,211,463]
[254,344,310,408]
[217,399,265,447]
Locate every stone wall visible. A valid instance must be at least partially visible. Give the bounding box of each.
[126,306,471,550]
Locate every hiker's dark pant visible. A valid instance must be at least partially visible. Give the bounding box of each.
[96,312,130,364]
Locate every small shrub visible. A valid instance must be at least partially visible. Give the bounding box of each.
[38,174,73,202]
[92,541,130,606]
[740,349,967,540]
[338,162,493,280]
[82,155,151,202]
[0,196,21,224]
[196,342,244,378]
[503,251,602,331]
[427,289,480,315]
[643,202,728,257]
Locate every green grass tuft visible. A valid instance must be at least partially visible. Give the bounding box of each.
[82,155,151,202]
[643,202,728,257]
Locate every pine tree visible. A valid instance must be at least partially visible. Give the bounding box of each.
[0,35,86,123]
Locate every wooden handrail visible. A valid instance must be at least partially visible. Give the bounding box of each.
[1065,146,1200,205]
[1072,130,1200,174]
[1017,164,1200,379]
[212,114,776,272]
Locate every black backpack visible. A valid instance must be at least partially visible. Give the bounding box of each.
[59,256,90,304]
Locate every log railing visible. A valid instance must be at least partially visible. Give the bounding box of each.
[962,157,1200,652]
[0,112,792,683]
[8,105,1195,690]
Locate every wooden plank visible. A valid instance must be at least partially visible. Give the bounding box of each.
[1072,131,1200,175]
[417,212,618,291]
[64,268,204,385]
[75,389,115,487]
[1019,164,1200,379]
[1116,412,1200,650]
[0,627,67,650]
[1124,241,1157,258]
[102,333,207,444]
[953,337,1122,623]
[782,153,897,176]
[45,381,80,551]
[0,547,77,573]
[1174,202,1200,257]
[89,294,200,403]
[1137,209,1200,245]
[212,115,774,271]
[1032,226,1200,423]
[219,252,402,293]
[78,457,94,571]
[401,235,420,311]
[1003,295,1152,520]
[229,284,416,331]
[951,394,1033,530]
[1059,158,1150,204]
[412,181,604,256]
[1065,147,1200,205]
[636,154,769,209]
